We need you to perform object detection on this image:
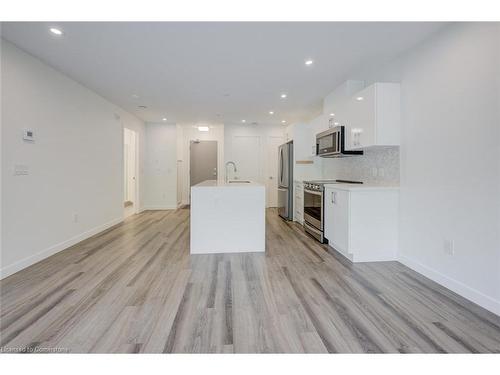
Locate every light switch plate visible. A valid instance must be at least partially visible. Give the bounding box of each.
[23,129,35,142]
[14,164,29,175]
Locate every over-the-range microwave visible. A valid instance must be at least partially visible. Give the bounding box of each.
[316,126,363,158]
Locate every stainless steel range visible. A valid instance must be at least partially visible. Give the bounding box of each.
[303,179,363,243]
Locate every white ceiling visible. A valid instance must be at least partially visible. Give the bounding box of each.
[1,22,446,125]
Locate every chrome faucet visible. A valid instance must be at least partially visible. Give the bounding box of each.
[225,161,237,183]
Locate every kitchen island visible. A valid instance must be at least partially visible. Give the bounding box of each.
[190,180,265,254]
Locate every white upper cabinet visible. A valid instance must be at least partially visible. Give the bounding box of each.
[343,82,401,150]
[291,120,319,161]
[328,99,347,130]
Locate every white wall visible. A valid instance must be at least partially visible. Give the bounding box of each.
[143,123,177,210]
[224,123,285,207]
[355,23,500,314]
[224,123,285,181]
[1,40,146,278]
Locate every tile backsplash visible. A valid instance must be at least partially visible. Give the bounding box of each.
[322,146,400,185]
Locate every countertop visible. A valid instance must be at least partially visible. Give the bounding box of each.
[192,179,264,188]
[323,183,399,191]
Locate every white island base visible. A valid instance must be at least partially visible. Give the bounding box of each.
[190,180,266,254]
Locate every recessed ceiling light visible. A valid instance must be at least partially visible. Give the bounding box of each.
[269,111,274,115]
[138,105,147,109]
[198,126,209,132]
[334,122,339,125]
[241,120,246,123]
[305,59,314,65]
[280,94,287,99]
[281,120,286,124]
[49,27,63,36]
[329,113,335,117]
[356,96,364,101]
[162,118,167,121]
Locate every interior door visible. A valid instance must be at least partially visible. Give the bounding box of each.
[266,136,284,207]
[190,140,218,187]
[128,129,137,204]
[123,128,137,202]
[176,160,183,206]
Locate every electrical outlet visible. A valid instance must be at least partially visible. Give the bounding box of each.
[13,164,29,176]
[73,213,79,223]
[444,239,454,255]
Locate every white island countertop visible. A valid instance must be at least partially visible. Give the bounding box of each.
[193,180,264,188]
[190,179,265,254]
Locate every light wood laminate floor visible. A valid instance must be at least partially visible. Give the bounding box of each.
[1,208,499,353]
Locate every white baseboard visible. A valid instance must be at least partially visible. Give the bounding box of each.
[141,205,178,210]
[398,254,500,317]
[0,217,123,280]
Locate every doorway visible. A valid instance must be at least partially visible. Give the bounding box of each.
[190,140,218,188]
[266,135,285,207]
[124,128,138,218]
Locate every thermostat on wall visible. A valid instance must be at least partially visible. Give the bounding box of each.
[23,129,35,142]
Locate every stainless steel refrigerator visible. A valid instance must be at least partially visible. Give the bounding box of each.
[278,141,293,220]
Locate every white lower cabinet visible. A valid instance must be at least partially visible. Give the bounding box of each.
[324,189,349,253]
[324,186,399,262]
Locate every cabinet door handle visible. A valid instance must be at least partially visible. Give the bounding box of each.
[331,191,336,204]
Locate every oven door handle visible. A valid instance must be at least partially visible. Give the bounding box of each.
[304,189,322,196]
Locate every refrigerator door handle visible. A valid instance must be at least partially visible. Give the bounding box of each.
[279,148,283,185]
